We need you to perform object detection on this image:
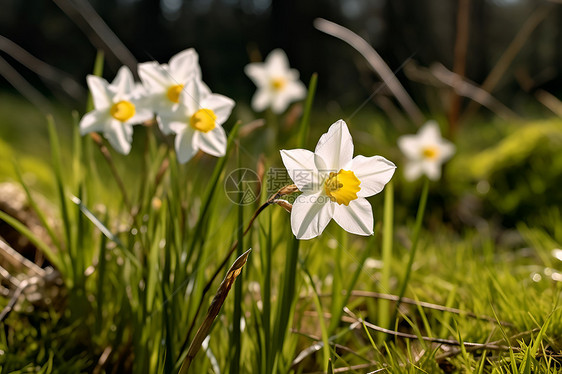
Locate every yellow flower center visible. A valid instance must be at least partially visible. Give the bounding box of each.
[421,146,439,160]
[190,108,217,133]
[167,84,184,103]
[270,78,286,91]
[110,100,135,122]
[324,169,361,206]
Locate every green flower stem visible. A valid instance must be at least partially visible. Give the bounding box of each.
[392,177,430,326]
[230,144,244,373]
[379,180,394,336]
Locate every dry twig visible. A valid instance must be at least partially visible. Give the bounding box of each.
[178,248,252,373]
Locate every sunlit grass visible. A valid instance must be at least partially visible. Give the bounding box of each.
[0,86,561,373]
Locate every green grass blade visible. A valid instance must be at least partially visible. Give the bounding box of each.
[86,50,104,112]
[379,180,394,336]
[186,121,242,264]
[393,177,429,325]
[302,263,331,372]
[12,160,61,251]
[70,195,140,267]
[47,116,73,260]
[0,210,62,271]
[230,145,244,373]
[297,73,318,148]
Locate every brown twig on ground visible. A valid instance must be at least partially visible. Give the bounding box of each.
[290,321,372,368]
[0,237,46,278]
[343,307,519,352]
[309,289,513,327]
[435,328,542,361]
[0,265,60,323]
[314,18,424,126]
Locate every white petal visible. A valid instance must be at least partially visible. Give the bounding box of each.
[158,106,187,135]
[351,155,396,197]
[168,119,185,132]
[175,126,197,163]
[438,141,456,162]
[315,120,354,170]
[138,62,169,93]
[287,68,301,81]
[280,149,323,192]
[291,191,335,240]
[180,78,212,114]
[419,121,442,143]
[244,63,269,87]
[87,75,112,109]
[251,89,271,112]
[79,110,108,135]
[265,49,290,76]
[397,134,422,160]
[403,161,423,181]
[285,80,307,101]
[196,126,227,157]
[127,107,154,125]
[104,120,133,155]
[333,198,374,236]
[270,92,291,114]
[111,66,135,98]
[201,94,235,125]
[270,80,306,113]
[422,160,441,181]
[169,48,200,82]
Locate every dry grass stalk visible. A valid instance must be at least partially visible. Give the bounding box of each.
[314,18,424,126]
[179,248,252,373]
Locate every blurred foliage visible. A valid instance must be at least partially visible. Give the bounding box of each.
[451,118,562,226]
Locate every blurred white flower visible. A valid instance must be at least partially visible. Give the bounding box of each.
[158,77,235,163]
[245,49,307,114]
[280,120,396,240]
[79,66,153,154]
[397,121,456,181]
[138,48,201,134]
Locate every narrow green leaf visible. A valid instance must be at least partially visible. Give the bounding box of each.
[86,50,105,112]
[297,73,318,148]
[0,210,62,271]
[70,195,140,268]
[379,180,394,337]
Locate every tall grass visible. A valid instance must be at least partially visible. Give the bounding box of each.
[1,79,562,374]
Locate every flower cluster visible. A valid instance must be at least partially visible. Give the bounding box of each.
[79,49,235,163]
[78,47,456,241]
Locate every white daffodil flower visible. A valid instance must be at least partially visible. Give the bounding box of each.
[79,66,153,155]
[138,48,201,134]
[280,120,396,240]
[159,77,235,163]
[245,49,307,114]
[397,121,456,181]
